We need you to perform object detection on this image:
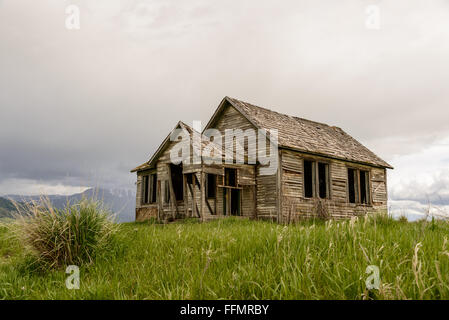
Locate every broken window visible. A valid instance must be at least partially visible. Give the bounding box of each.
[225,168,237,187]
[142,173,157,204]
[360,170,370,204]
[348,168,357,203]
[304,160,315,198]
[206,174,216,199]
[304,160,329,199]
[151,174,157,203]
[348,168,370,204]
[142,175,149,204]
[318,162,329,199]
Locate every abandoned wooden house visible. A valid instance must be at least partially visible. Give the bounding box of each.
[131,96,393,223]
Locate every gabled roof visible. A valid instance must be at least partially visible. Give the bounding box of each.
[131,121,237,173]
[205,96,393,169]
[131,121,186,172]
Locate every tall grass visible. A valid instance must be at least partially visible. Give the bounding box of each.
[1,212,449,299]
[6,197,118,269]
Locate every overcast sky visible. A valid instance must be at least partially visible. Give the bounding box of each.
[1,0,448,216]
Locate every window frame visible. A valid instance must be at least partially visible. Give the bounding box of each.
[359,169,370,205]
[302,159,331,200]
[303,159,316,199]
[347,168,358,204]
[141,172,157,205]
[142,175,149,205]
[346,167,372,205]
[224,167,238,187]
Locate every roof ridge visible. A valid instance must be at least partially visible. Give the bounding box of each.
[226,96,334,128]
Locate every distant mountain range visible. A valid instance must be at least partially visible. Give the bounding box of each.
[0,197,17,219]
[0,188,136,222]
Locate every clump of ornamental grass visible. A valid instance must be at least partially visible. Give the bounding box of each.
[10,197,119,269]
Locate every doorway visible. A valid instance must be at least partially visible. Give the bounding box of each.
[223,188,241,216]
[169,163,183,201]
[230,189,240,216]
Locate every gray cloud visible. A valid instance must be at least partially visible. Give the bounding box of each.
[1,0,449,199]
[390,173,449,206]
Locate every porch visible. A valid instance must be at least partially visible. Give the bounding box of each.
[160,163,257,221]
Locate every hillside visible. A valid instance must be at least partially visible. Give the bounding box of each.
[0,197,16,218]
[1,216,449,299]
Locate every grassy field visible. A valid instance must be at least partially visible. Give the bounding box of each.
[1,215,449,300]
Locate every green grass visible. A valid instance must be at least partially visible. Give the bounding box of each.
[1,214,449,300]
[10,198,118,269]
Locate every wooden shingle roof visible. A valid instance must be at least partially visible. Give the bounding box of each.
[132,97,393,173]
[223,97,393,169]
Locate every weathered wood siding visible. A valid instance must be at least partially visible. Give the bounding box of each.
[203,164,256,220]
[135,139,190,221]
[279,149,388,222]
[135,169,158,221]
[210,103,277,220]
[136,174,142,208]
[210,102,258,163]
[256,165,278,220]
[158,141,187,219]
[136,206,158,222]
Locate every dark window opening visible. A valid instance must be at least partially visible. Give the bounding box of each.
[225,168,237,187]
[348,168,370,204]
[142,173,157,204]
[360,170,369,204]
[186,173,193,185]
[230,189,241,216]
[151,174,157,203]
[143,175,149,204]
[206,174,216,199]
[304,160,314,198]
[170,164,184,201]
[348,168,356,203]
[318,162,329,199]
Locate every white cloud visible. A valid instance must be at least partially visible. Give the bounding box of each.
[389,200,449,221]
[388,135,449,217]
[0,178,89,196]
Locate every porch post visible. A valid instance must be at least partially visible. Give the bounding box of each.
[183,173,188,218]
[200,171,205,221]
